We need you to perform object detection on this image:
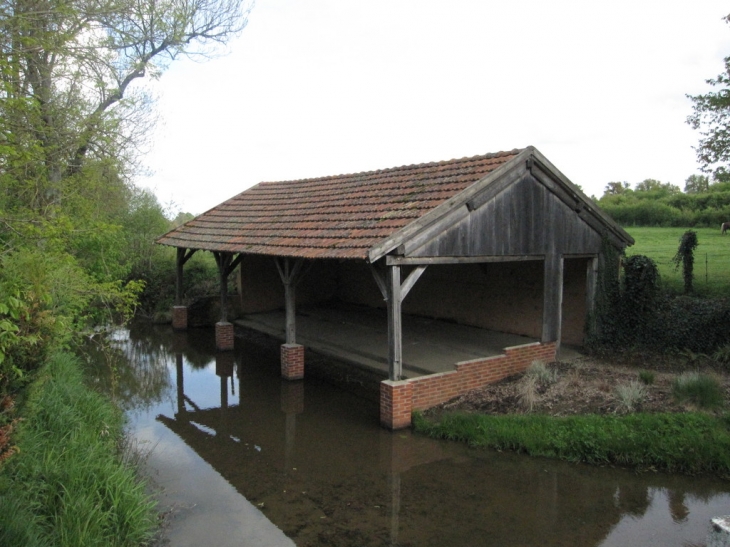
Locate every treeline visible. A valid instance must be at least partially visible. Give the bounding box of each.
[595,177,730,226]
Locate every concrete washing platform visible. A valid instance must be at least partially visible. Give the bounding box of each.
[235,305,578,429]
[235,305,579,380]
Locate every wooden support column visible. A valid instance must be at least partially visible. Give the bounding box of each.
[378,263,427,382]
[173,248,196,330]
[542,252,564,350]
[275,258,307,380]
[387,265,403,381]
[213,252,244,351]
[585,256,599,335]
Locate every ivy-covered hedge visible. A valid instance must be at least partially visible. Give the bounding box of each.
[587,244,730,355]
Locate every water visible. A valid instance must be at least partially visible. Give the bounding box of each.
[83,324,730,547]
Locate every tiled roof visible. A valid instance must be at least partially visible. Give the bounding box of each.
[157,149,524,260]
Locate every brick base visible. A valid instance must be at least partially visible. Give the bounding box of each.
[215,351,235,377]
[281,344,304,380]
[172,306,188,330]
[380,380,413,430]
[215,321,235,351]
[378,341,557,429]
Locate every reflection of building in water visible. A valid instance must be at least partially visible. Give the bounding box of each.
[157,336,683,547]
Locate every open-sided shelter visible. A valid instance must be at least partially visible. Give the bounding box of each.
[157,146,633,428]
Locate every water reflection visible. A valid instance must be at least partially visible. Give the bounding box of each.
[85,324,730,547]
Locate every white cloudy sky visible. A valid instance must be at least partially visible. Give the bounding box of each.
[139,0,730,215]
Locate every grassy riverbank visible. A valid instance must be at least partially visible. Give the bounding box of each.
[413,411,730,477]
[0,352,156,547]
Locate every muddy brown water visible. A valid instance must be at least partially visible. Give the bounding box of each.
[83,324,730,547]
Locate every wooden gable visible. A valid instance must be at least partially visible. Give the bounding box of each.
[369,147,631,262]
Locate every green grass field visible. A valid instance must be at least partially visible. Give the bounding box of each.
[624,227,730,298]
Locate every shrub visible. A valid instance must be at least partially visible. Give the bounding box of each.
[672,372,724,410]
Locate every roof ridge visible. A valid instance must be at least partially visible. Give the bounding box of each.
[258,149,524,187]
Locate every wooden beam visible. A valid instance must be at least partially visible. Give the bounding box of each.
[369,263,389,301]
[541,252,564,349]
[386,255,544,266]
[585,256,599,332]
[400,266,427,301]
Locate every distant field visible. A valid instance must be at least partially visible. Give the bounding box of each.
[624,227,730,298]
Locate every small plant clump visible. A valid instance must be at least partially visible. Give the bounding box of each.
[525,361,558,386]
[672,372,724,410]
[638,370,655,385]
[614,380,647,413]
[713,344,730,366]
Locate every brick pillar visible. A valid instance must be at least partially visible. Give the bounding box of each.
[172,306,188,330]
[380,380,413,430]
[281,343,304,380]
[215,351,235,377]
[215,321,235,351]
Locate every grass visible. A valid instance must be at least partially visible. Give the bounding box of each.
[413,411,730,477]
[624,226,730,297]
[638,370,655,385]
[672,372,725,410]
[0,352,157,547]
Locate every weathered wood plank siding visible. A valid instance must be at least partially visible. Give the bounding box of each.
[407,173,602,258]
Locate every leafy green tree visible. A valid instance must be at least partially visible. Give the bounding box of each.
[685,174,710,193]
[688,15,730,178]
[603,181,631,197]
[634,179,680,195]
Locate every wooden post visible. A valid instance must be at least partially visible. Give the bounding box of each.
[285,278,296,344]
[214,252,232,322]
[175,248,185,305]
[275,258,304,345]
[387,264,402,381]
[586,256,598,333]
[541,252,564,350]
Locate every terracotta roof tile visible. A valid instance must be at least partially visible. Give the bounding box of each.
[157,149,523,260]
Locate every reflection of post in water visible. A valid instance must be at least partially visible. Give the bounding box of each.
[280,381,304,469]
[216,352,235,438]
[176,353,185,415]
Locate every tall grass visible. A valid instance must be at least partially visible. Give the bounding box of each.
[413,411,730,477]
[0,353,156,547]
[672,372,725,410]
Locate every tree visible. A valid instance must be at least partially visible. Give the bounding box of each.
[603,181,630,197]
[684,174,710,193]
[634,179,680,194]
[0,0,252,216]
[688,15,730,178]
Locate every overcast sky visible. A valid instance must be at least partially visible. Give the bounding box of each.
[139,0,730,216]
